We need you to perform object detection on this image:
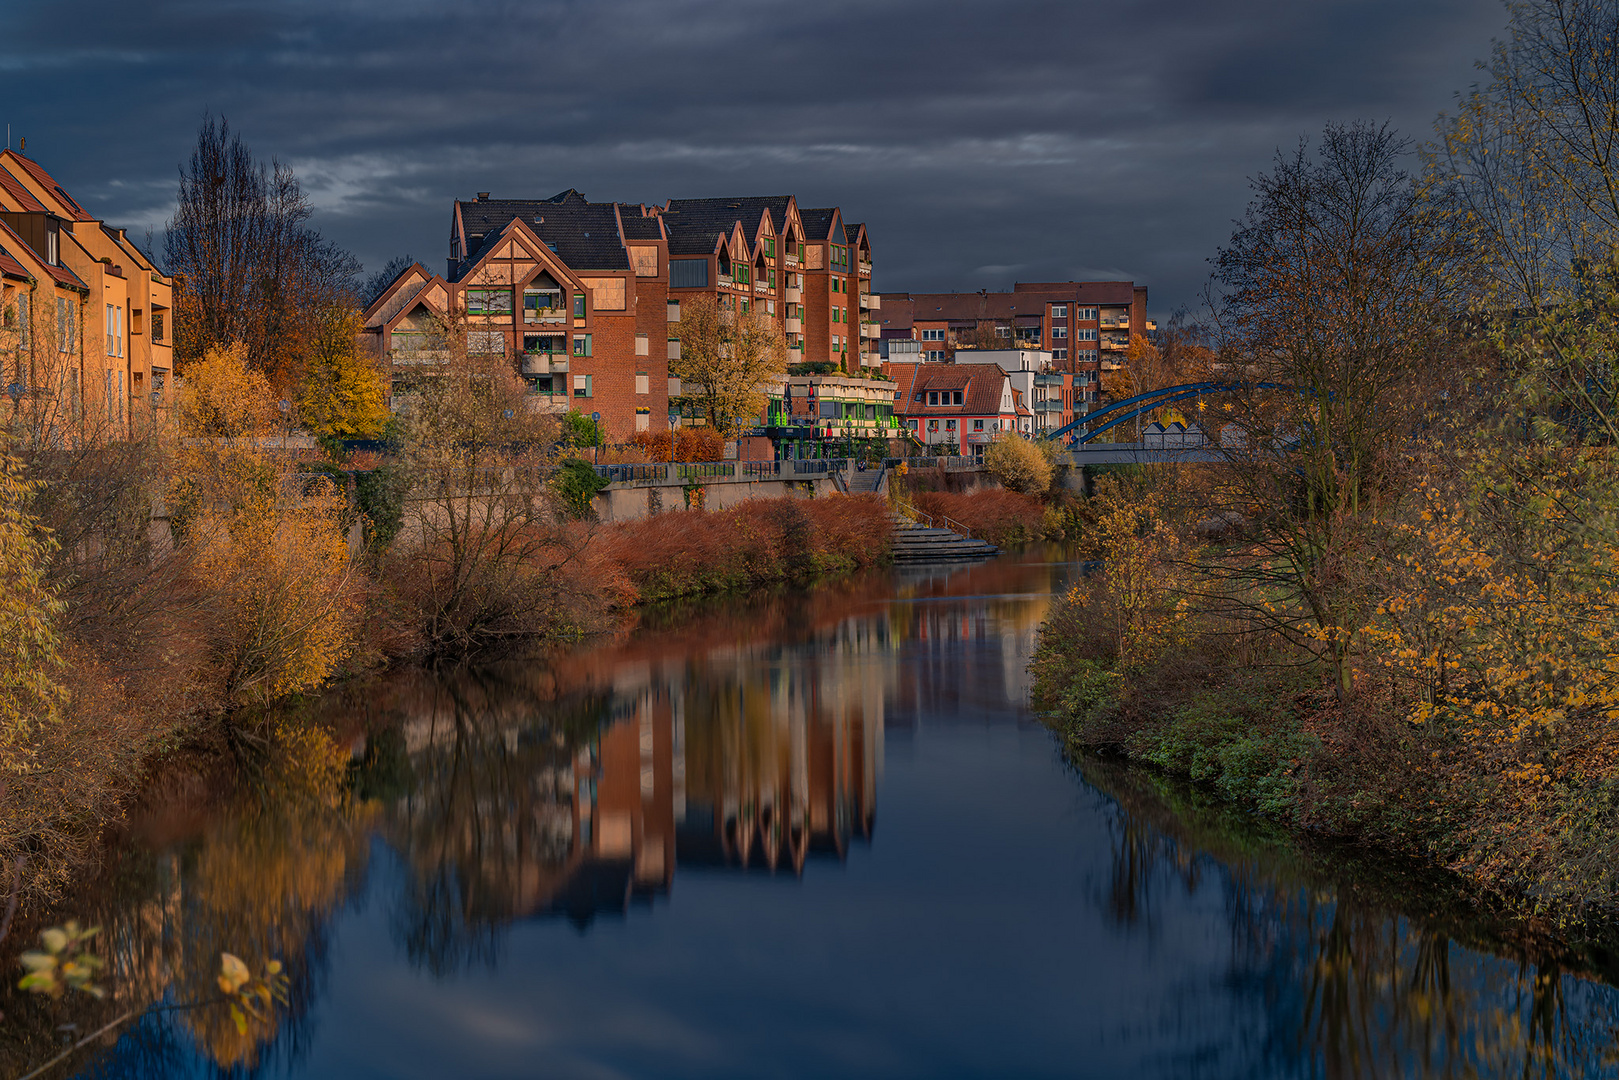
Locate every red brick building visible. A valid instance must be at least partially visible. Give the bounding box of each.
[878,280,1151,423]
[363,189,875,439]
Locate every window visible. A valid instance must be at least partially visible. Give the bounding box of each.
[106,304,114,356]
[1075,328,1097,341]
[573,334,592,357]
[799,243,806,260]
[974,419,984,431]
[919,328,945,341]
[635,333,649,356]
[764,237,776,258]
[523,288,562,319]
[1052,326,1067,338]
[925,350,946,361]
[669,259,709,288]
[832,307,840,323]
[945,419,956,431]
[15,295,27,347]
[1053,348,1068,360]
[573,293,586,319]
[56,297,73,352]
[741,299,750,314]
[953,390,963,405]
[573,373,592,397]
[928,419,939,432]
[928,391,939,405]
[1051,304,1067,318]
[152,310,164,343]
[1078,307,1098,321]
[767,300,775,315]
[466,288,512,314]
[468,331,505,355]
[636,373,650,395]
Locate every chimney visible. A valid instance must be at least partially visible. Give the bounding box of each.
[476,192,490,201]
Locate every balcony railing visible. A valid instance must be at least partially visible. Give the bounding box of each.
[858,260,872,277]
[755,281,770,294]
[1034,372,1064,385]
[1034,400,1063,413]
[858,292,871,309]
[867,293,881,310]
[784,287,801,303]
[784,317,802,333]
[718,274,733,287]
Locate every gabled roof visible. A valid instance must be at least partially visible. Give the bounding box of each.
[362,261,440,329]
[0,151,93,221]
[799,208,844,244]
[0,165,49,213]
[454,190,630,274]
[662,195,793,248]
[454,217,593,296]
[889,362,1012,416]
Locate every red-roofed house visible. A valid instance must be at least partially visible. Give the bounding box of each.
[888,362,1032,454]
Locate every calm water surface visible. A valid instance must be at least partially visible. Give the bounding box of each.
[17,551,1619,1078]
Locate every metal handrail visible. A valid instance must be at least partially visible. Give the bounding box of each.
[892,498,977,540]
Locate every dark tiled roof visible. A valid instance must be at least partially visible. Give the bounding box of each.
[0,165,48,213]
[456,191,630,275]
[661,214,730,257]
[663,196,791,246]
[617,206,664,241]
[0,152,92,221]
[800,208,843,243]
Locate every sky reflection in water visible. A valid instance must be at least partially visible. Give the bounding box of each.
[24,553,1619,1079]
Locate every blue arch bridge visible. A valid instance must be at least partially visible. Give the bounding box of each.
[1039,381,1302,465]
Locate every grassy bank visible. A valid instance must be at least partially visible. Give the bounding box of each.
[1032,457,1619,927]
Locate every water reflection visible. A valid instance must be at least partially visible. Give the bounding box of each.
[1083,756,1619,1078]
[13,551,1619,1077]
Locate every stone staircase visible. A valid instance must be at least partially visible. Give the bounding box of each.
[888,507,998,564]
[846,467,885,494]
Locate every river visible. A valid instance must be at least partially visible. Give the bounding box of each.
[9,549,1619,1078]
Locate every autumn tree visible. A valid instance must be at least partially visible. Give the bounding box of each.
[982,433,1054,495]
[297,307,389,440]
[388,311,596,657]
[671,294,788,439]
[165,116,360,389]
[1199,121,1459,697]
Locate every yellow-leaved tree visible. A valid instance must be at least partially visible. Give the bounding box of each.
[298,307,390,440]
[173,343,358,704]
[671,294,787,438]
[0,440,64,769]
[982,434,1054,495]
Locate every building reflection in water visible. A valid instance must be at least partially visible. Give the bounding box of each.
[379,557,1066,949]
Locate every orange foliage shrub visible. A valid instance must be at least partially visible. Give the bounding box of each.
[630,429,726,463]
[912,489,1047,547]
[595,494,892,603]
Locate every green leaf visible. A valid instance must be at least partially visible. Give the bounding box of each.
[230,1004,247,1036]
[19,952,56,972]
[40,929,67,954]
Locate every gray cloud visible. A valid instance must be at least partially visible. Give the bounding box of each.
[0,0,1508,314]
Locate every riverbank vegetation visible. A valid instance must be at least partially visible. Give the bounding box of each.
[1037,2,1619,924]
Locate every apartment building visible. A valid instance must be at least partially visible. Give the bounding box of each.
[363,188,874,439]
[952,349,1073,438]
[364,189,664,438]
[888,361,1033,452]
[0,150,174,433]
[878,281,1150,422]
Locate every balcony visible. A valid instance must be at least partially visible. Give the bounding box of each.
[667,303,680,322]
[784,286,801,303]
[1034,400,1063,413]
[1099,319,1130,330]
[784,317,802,334]
[785,253,799,268]
[755,281,770,295]
[858,260,872,277]
[668,340,682,360]
[858,292,871,309]
[718,274,733,287]
[1034,372,1064,386]
[788,347,803,362]
[866,293,880,310]
[862,322,879,339]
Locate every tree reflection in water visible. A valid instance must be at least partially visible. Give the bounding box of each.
[1083,754,1619,1078]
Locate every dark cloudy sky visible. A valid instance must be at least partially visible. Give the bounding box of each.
[1,0,1507,316]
